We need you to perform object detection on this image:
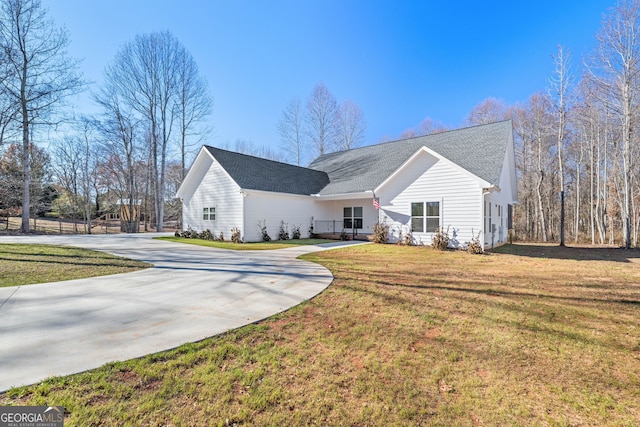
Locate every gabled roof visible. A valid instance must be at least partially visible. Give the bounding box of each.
[203,146,330,195]
[182,121,513,199]
[308,120,512,195]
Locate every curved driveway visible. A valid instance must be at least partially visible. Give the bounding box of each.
[0,233,362,391]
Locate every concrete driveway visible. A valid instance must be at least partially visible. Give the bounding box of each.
[0,233,363,391]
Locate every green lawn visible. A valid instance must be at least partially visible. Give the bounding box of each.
[155,236,336,250]
[2,243,639,426]
[0,244,151,287]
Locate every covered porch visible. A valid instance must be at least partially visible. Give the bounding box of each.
[310,192,379,241]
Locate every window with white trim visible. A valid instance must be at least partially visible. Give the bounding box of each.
[411,202,424,232]
[343,206,363,229]
[203,207,216,221]
[411,201,440,233]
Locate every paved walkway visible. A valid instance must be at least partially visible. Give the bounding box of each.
[0,233,363,391]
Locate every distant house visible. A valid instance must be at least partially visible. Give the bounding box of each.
[176,120,518,249]
[116,199,142,233]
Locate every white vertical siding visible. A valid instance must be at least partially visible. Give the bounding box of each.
[243,191,319,242]
[181,160,244,238]
[242,194,380,241]
[311,201,334,224]
[378,150,482,248]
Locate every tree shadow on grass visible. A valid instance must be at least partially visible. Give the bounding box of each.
[490,243,640,263]
[371,278,640,306]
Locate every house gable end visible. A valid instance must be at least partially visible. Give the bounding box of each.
[176,147,218,204]
[309,120,513,196]
[375,145,491,196]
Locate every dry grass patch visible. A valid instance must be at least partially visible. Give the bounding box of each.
[2,243,639,426]
[0,244,151,287]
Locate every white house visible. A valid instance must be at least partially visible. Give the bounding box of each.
[176,120,518,249]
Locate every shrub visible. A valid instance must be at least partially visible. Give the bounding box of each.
[372,222,389,244]
[291,224,301,239]
[431,226,450,251]
[466,230,484,254]
[258,220,271,241]
[340,230,349,241]
[200,229,215,241]
[180,226,198,239]
[278,221,289,240]
[403,230,413,246]
[397,228,413,245]
[231,227,242,243]
[218,231,224,241]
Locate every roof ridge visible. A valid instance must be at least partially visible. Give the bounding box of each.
[205,145,316,172]
[312,120,512,160]
[309,120,512,194]
[380,119,512,145]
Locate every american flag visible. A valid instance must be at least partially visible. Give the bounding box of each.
[373,198,380,210]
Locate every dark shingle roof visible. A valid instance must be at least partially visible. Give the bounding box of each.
[204,146,330,195]
[308,120,512,195]
[203,121,512,197]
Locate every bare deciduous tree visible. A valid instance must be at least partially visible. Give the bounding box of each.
[176,49,213,180]
[278,97,305,165]
[548,45,573,246]
[529,94,554,242]
[305,83,339,157]
[588,0,640,248]
[53,118,98,233]
[100,31,207,232]
[94,83,142,233]
[53,136,82,231]
[400,117,448,139]
[232,139,288,163]
[281,85,366,161]
[0,0,83,232]
[465,97,508,125]
[336,100,366,151]
[417,117,448,135]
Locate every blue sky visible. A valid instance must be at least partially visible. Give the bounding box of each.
[47,0,613,153]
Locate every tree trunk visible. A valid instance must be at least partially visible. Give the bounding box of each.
[603,129,610,244]
[574,175,579,244]
[536,130,547,242]
[536,173,547,242]
[153,144,162,232]
[623,150,632,249]
[20,104,30,233]
[590,121,596,244]
[560,190,566,245]
[633,189,639,247]
[621,59,633,249]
